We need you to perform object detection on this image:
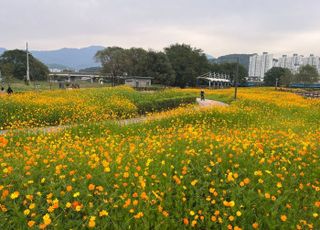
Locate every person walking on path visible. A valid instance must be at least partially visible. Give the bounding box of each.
[7,86,13,95]
[200,90,205,101]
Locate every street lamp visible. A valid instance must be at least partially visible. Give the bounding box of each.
[234,57,239,100]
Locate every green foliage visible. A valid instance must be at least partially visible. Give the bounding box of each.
[264,67,293,86]
[295,64,319,83]
[0,49,49,81]
[145,51,175,86]
[136,96,196,114]
[96,47,176,86]
[126,48,149,76]
[165,44,210,87]
[95,47,130,79]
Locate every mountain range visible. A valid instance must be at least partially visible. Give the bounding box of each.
[0,46,105,71]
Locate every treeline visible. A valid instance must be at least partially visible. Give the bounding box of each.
[264,65,320,86]
[95,44,248,87]
[0,44,249,87]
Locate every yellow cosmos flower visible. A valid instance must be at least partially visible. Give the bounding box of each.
[24,209,30,216]
[99,210,109,217]
[191,180,198,186]
[43,213,52,225]
[73,192,80,198]
[10,191,20,199]
[134,212,144,219]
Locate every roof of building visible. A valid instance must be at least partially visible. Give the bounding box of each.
[122,76,153,80]
[197,77,231,83]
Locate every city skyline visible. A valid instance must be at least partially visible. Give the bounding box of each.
[1,0,320,56]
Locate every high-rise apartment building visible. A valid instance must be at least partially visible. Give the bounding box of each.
[248,52,273,81]
[276,54,304,73]
[274,54,320,73]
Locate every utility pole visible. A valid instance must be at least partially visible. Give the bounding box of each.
[234,57,239,100]
[26,42,30,84]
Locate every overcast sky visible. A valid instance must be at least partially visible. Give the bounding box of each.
[1,0,320,57]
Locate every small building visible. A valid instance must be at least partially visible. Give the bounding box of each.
[124,77,152,88]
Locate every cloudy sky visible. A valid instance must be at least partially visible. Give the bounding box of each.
[1,0,320,57]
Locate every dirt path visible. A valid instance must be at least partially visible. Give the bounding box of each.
[0,99,229,135]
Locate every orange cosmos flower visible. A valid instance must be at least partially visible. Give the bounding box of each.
[183,218,189,225]
[252,222,259,229]
[280,215,287,222]
[88,184,95,191]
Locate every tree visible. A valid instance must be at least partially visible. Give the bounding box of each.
[125,48,149,76]
[96,47,176,86]
[95,47,129,76]
[280,69,294,86]
[264,67,293,86]
[295,65,319,83]
[165,44,210,87]
[0,49,49,81]
[210,62,247,83]
[145,51,175,86]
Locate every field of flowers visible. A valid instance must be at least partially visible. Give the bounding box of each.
[0,86,196,129]
[0,88,319,229]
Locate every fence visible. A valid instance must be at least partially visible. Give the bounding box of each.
[278,88,320,98]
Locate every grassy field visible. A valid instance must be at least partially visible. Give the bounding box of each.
[0,88,319,229]
[2,80,112,92]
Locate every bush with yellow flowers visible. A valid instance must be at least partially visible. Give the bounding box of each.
[0,86,195,129]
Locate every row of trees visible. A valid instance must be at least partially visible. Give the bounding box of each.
[95,44,248,87]
[264,65,319,86]
[0,50,49,82]
[0,44,249,87]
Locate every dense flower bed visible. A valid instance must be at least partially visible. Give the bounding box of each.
[0,88,319,229]
[0,86,195,129]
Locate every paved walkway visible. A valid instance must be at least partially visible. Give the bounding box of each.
[0,99,229,135]
[196,98,229,107]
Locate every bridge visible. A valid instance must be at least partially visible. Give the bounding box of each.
[49,72,110,83]
[197,72,231,88]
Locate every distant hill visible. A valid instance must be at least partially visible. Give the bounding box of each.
[79,67,102,73]
[215,54,254,70]
[47,63,70,71]
[0,48,6,55]
[206,54,215,60]
[31,45,105,71]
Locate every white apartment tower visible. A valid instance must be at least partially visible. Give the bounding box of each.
[249,52,273,81]
[275,54,320,73]
[276,54,304,74]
